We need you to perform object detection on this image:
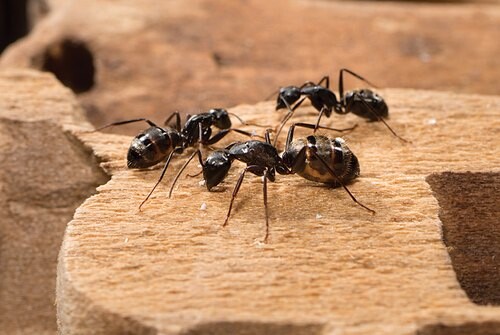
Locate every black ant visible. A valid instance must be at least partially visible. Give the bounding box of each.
[95,108,263,207]
[273,68,408,144]
[166,124,374,242]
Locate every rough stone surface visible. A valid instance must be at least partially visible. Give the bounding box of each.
[1,0,499,135]
[0,69,109,335]
[58,89,500,334]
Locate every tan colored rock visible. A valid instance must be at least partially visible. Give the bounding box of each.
[58,89,500,334]
[0,69,109,335]
[1,0,499,135]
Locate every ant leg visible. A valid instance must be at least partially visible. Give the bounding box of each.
[187,170,203,178]
[204,128,264,146]
[309,150,375,214]
[351,92,410,143]
[317,75,330,88]
[299,76,330,89]
[338,68,379,100]
[288,145,308,174]
[228,112,269,128]
[293,122,358,134]
[139,147,183,210]
[264,129,273,145]
[94,118,158,132]
[284,123,296,151]
[168,149,204,198]
[163,111,182,131]
[262,169,270,242]
[313,107,328,133]
[223,165,261,228]
[273,96,307,146]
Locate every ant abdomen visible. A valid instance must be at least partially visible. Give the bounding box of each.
[283,135,360,187]
[127,127,181,169]
[343,89,388,121]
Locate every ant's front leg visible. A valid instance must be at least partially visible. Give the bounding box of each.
[273,96,308,146]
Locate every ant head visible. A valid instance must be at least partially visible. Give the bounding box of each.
[203,150,232,190]
[276,86,301,110]
[209,108,232,129]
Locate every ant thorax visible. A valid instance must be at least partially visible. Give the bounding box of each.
[284,135,360,186]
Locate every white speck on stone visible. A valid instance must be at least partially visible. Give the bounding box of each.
[253,240,266,248]
[316,213,323,219]
[251,129,257,136]
[426,118,437,125]
[200,202,207,211]
[124,237,129,243]
[420,52,431,63]
[199,179,206,187]
[197,164,202,168]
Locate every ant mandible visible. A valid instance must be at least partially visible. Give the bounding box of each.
[273,68,409,144]
[95,108,263,208]
[167,124,374,242]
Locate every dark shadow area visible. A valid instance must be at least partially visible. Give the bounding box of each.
[427,172,500,305]
[41,39,95,93]
[0,0,28,53]
[181,321,324,335]
[417,321,500,335]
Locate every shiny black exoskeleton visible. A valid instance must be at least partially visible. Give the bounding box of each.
[96,109,261,209]
[168,125,374,242]
[274,68,406,143]
[96,109,256,170]
[281,123,360,187]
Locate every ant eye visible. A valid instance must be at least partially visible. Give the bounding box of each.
[306,135,316,145]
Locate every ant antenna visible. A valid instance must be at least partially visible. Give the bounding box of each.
[228,112,269,128]
[168,150,204,198]
[138,149,180,210]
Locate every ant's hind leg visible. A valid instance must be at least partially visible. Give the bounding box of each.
[293,122,358,134]
[94,118,158,132]
[309,150,375,214]
[205,128,264,146]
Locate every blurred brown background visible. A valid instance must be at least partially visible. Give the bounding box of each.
[0,1,499,334]
[1,0,499,135]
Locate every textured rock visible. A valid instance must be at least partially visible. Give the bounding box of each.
[1,0,499,135]
[0,69,109,335]
[57,89,500,334]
